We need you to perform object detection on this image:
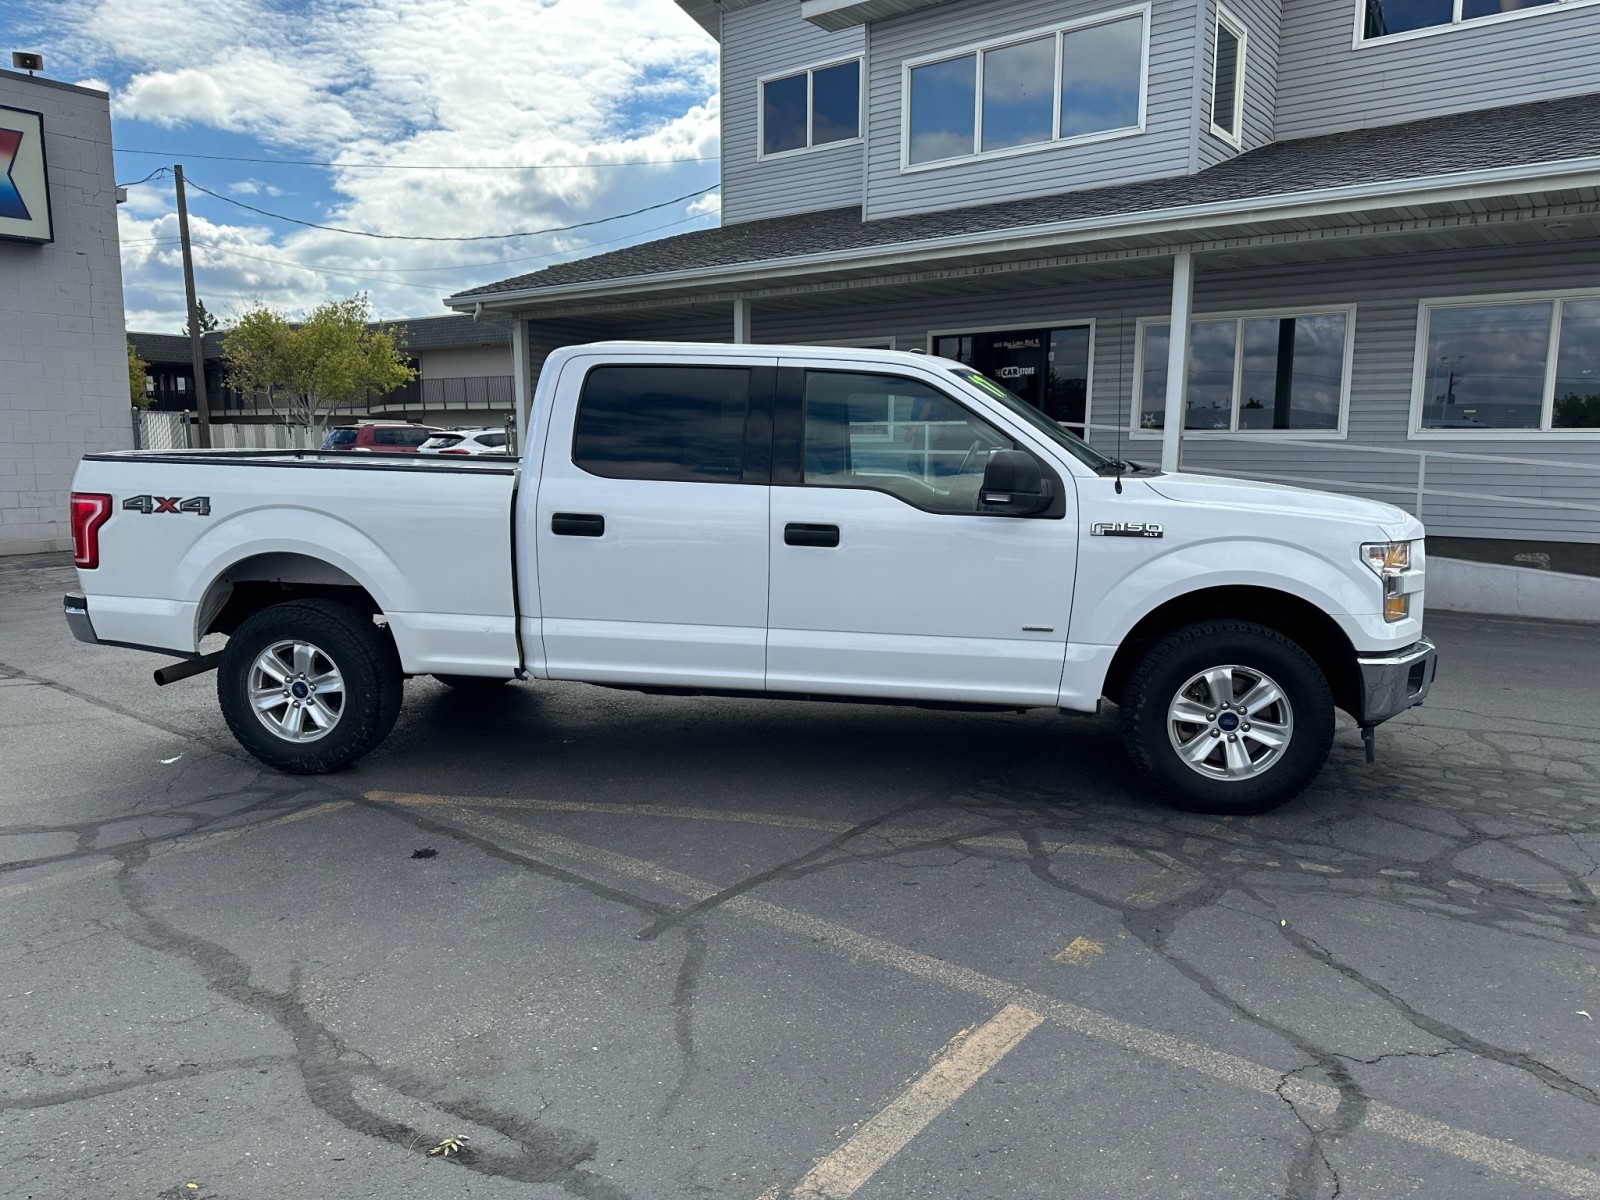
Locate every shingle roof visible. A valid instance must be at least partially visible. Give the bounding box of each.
[454,92,1600,301]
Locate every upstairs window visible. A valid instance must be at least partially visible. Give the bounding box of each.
[904,6,1148,169]
[761,59,862,158]
[1361,0,1589,41]
[1210,7,1246,145]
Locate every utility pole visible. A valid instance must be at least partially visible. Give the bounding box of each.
[173,165,213,448]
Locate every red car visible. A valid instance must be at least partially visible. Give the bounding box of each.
[320,421,439,453]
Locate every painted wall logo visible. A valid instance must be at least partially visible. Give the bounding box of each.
[0,127,31,220]
[0,105,51,244]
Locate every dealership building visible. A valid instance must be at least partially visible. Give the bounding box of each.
[0,67,131,556]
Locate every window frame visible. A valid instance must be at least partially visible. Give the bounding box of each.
[1407,288,1600,441]
[1209,5,1247,149]
[925,318,1097,435]
[1353,0,1600,48]
[898,3,1152,175]
[1129,305,1358,441]
[757,56,864,162]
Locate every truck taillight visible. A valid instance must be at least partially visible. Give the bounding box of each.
[70,492,112,569]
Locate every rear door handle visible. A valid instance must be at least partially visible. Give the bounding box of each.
[785,523,840,548]
[552,513,605,537]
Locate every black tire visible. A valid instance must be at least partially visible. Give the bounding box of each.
[218,600,403,774]
[1119,620,1334,815]
[432,674,512,689]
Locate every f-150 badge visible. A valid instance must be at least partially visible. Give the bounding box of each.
[1091,521,1163,538]
[124,495,211,516]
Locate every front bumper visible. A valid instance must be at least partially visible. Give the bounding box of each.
[64,593,99,645]
[1355,636,1438,725]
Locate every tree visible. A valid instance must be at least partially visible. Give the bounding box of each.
[184,299,219,339]
[127,341,152,409]
[221,295,416,433]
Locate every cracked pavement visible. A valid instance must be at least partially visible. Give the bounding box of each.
[1,551,1597,1200]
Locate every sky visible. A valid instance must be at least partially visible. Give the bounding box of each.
[2,0,722,333]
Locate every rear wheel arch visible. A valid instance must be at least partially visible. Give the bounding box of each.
[197,552,385,640]
[1102,586,1361,717]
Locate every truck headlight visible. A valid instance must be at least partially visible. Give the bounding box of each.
[1361,541,1418,622]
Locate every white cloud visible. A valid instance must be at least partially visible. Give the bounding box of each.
[687,191,721,217]
[46,0,723,327]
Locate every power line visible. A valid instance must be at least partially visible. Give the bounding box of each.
[114,147,718,171]
[117,165,169,189]
[181,176,717,242]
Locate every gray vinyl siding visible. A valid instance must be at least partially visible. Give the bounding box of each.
[864,0,1200,221]
[1196,0,1278,170]
[1276,0,1600,140]
[722,0,866,224]
[742,239,1600,543]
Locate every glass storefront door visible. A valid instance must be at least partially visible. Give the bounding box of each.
[934,325,1091,436]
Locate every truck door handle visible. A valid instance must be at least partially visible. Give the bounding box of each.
[785,523,839,548]
[551,513,605,537]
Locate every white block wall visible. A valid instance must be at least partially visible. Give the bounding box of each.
[0,70,131,556]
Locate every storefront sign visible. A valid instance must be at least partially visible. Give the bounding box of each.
[0,106,52,244]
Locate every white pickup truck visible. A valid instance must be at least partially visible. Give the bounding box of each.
[64,343,1435,814]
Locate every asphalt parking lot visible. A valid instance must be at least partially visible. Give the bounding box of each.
[2,551,1598,1200]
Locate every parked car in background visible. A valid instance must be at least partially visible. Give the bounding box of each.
[419,428,510,456]
[320,422,439,453]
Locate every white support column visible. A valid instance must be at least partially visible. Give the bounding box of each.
[732,297,752,345]
[509,317,532,456]
[1161,250,1195,474]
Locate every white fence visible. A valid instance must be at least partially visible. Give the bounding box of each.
[132,410,321,452]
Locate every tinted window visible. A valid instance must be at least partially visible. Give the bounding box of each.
[762,73,807,155]
[575,366,750,483]
[322,428,358,449]
[981,37,1054,153]
[1060,15,1144,138]
[812,61,860,145]
[803,371,1013,514]
[908,55,976,164]
[1421,302,1551,430]
[424,434,464,449]
[1364,0,1453,36]
[374,427,431,447]
[479,432,508,448]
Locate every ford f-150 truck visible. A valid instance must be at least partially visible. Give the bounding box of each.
[64,343,1436,814]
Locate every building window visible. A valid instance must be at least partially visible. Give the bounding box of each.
[1414,296,1600,433]
[1136,310,1353,434]
[1210,8,1246,145]
[1361,0,1593,41]
[574,365,753,482]
[761,59,862,158]
[904,6,1148,169]
[932,325,1093,436]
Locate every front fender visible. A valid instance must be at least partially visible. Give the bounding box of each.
[1072,537,1378,649]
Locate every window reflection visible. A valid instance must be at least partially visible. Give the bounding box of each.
[909,55,976,164]
[981,37,1055,152]
[1060,15,1144,138]
[1421,303,1551,430]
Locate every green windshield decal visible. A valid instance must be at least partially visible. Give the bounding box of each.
[964,372,1010,401]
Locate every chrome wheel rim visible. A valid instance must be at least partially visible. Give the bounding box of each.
[247,639,345,744]
[1167,664,1294,781]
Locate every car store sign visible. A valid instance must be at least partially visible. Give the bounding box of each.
[0,106,52,244]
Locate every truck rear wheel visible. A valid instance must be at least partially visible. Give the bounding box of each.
[1120,620,1334,815]
[218,600,403,774]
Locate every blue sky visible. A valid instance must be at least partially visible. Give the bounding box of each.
[2,0,721,332]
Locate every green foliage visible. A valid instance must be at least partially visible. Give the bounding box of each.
[1553,392,1600,430]
[184,298,219,338]
[127,341,151,409]
[221,295,416,431]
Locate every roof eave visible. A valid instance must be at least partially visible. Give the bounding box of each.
[445,156,1600,313]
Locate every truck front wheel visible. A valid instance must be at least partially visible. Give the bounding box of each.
[1120,620,1334,815]
[218,600,403,774]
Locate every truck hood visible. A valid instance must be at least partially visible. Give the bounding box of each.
[1144,473,1419,539]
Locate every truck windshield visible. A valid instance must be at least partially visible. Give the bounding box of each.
[949,368,1112,470]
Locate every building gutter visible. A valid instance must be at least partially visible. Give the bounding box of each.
[446,155,1600,312]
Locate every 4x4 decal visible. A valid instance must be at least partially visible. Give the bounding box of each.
[123,495,211,516]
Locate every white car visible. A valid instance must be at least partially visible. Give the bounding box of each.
[418,428,509,456]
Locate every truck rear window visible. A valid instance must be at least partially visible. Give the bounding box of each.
[574,366,751,484]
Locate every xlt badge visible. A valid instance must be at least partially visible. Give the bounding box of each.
[1091,521,1163,538]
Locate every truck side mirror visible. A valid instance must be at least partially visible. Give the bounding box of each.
[980,450,1052,516]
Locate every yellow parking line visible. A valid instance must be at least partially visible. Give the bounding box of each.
[424,803,1600,1200]
[762,1005,1044,1200]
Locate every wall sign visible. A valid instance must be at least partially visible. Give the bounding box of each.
[0,105,52,244]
